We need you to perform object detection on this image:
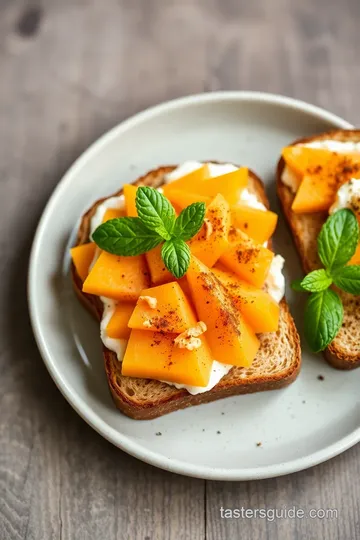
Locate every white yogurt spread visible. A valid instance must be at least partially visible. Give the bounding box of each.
[100,297,127,359]
[330,178,360,218]
[238,188,267,211]
[90,195,125,238]
[281,167,300,193]
[305,140,360,153]
[265,255,286,303]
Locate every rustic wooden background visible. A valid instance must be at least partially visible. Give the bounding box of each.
[1,0,360,539]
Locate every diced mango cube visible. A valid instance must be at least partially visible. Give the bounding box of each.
[70,242,97,282]
[82,251,150,301]
[122,329,213,387]
[186,256,259,367]
[106,302,136,339]
[123,184,138,217]
[128,282,197,333]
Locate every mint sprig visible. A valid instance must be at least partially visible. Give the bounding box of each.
[304,289,343,353]
[92,217,163,256]
[93,186,206,278]
[162,239,191,279]
[298,269,333,292]
[317,208,359,270]
[135,186,175,240]
[332,265,360,295]
[172,203,206,241]
[292,208,360,352]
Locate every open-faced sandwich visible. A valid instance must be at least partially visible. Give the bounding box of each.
[71,162,300,419]
[277,130,360,369]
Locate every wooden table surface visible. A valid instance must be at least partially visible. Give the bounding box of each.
[1,1,360,539]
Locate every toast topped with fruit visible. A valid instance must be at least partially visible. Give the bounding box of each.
[277,130,360,369]
[71,162,300,419]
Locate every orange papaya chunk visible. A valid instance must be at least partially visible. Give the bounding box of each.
[292,165,360,213]
[282,147,360,213]
[349,243,360,265]
[162,165,209,198]
[145,245,173,286]
[122,329,213,387]
[178,276,192,299]
[291,175,335,213]
[102,207,126,222]
[123,184,138,217]
[106,302,136,339]
[165,189,211,210]
[82,251,150,301]
[219,230,274,288]
[70,242,97,282]
[186,256,260,367]
[193,167,248,206]
[231,205,278,244]
[212,266,280,333]
[282,147,339,177]
[189,194,231,267]
[128,282,197,333]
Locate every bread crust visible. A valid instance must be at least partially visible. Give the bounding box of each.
[72,165,301,419]
[276,130,360,370]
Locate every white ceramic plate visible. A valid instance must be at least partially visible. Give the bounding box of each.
[28,92,360,481]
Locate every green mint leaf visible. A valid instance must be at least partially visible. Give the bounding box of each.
[317,209,359,271]
[93,217,162,256]
[135,186,175,240]
[291,279,307,292]
[161,239,190,279]
[300,269,332,292]
[172,202,206,241]
[304,289,343,352]
[332,265,360,295]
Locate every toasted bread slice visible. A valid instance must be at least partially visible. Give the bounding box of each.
[72,165,301,419]
[277,130,360,370]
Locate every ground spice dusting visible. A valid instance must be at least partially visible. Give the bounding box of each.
[143,303,183,331]
[307,157,360,192]
[236,247,258,265]
[153,312,181,331]
[194,207,227,241]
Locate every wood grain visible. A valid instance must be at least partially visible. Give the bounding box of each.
[0,0,359,539]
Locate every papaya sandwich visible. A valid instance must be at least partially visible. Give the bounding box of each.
[71,162,300,419]
[277,130,360,369]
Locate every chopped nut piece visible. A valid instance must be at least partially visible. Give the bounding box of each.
[139,295,158,309]
[174,336,202,351]
[143,319,152,328]
[203,218,213,240]
[173,321,207,350]
[188,321,207,337]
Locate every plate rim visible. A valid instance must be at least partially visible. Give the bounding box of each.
[28,91,356,481]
